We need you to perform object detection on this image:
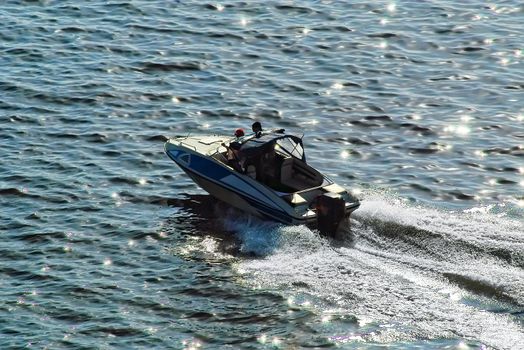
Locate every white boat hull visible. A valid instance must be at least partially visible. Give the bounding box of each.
[164,135,360,227]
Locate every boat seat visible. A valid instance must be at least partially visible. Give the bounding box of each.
[281,157,303,190]
[281,156,325,191]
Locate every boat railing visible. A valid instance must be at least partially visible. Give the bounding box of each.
[294,184,326,195]
[211,151,228,164]
[278,178,332,199]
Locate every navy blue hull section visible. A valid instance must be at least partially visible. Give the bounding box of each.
[166,149,297,224]
[189,153,232,180]
[182,165,296,224]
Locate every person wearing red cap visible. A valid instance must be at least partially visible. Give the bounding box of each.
[234,128,245,138]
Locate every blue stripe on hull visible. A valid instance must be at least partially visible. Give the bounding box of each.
[189,153,232,179]
[240,195,296,224]
[181,165,297,224]
[167,149,299,224]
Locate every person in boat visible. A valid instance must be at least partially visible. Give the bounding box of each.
[234,128,245,139]
[227,141,245,172]
[221,128,246,173]
[251,121,262,138]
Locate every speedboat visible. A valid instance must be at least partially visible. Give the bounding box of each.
[164,130,360,236]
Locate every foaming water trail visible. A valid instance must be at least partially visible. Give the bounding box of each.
[222,209,325,256]
[225,216,282,256]
[235,192,524,348]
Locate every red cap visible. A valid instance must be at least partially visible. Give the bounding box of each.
[234,128,244,137]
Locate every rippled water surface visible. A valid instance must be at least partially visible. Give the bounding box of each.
[1,1,523,349]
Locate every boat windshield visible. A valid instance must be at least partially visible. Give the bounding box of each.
[275,137,304,161]
[210,132,307,164]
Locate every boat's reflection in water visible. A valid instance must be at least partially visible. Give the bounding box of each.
[161,193,278,256]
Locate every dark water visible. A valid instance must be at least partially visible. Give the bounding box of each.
[1,1,523,349]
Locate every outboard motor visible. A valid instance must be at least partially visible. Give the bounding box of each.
[316,192,346,238]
